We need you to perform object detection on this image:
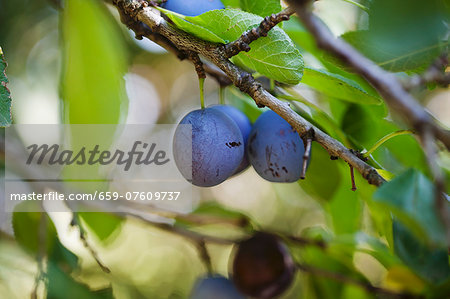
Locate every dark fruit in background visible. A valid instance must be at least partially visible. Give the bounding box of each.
[210,105,252,174]
[190,275,245,299]
[248,110,305,182]
[162,0,225,17]
[173,108,244,187]
[231,232,296,299]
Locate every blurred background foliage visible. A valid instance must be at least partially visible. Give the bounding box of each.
[0,0,449,298]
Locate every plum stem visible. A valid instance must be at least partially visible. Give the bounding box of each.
[199,77,205,109]
[219,86,225,105]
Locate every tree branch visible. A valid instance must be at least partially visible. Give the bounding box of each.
[111,0,386,188]
[223,7,295,58]
[403,54,450,91]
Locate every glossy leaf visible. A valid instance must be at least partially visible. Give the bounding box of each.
[301,68,381,105]
[298,143,341,202]
[169,9,303,84]
[12,202,58,256]
[79,212,123,242]
[342,31,447,73]
[327,163,362,234]
[157,8,226,44]
[62,0,128,124]
[374,169,446,245]
[384,265,426,294]
[47,261,113,299]
[240,0,282,17]
[393,221,450,284]
[343,0,449,73]
[0,47,12,127]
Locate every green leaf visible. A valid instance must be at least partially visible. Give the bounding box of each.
[341,104,382,149]
[185,9,304,84]
[47,261,113,299]
[300,246,370,298]
[240,0,282,17]
[0,47,12,127]
[393,221,450,284]
[62,0,128,124]
[343,0,449,73]
[12,202,58,256]
[301,67,382,105]
[327,163,363,235]
[374,169,446,246]
[51,240,79,271]
[79,212,123,242]
[332,232,401,269]
[157,8,226,44]
[298,143,341,202]
[342,31,448,73]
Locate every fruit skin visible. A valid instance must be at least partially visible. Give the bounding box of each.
[173,108,244,187]
[231,232,296,299]
[162,0,225,17]
[210,105,252,174]
[190,275,245,299]
[247,110,305,182]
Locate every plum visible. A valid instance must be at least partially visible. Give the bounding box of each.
[210,105,251,174]
[162,0,225,17]
[232,232,296,299]
[190,275,245,299]
[247,110,304,182]
[173,108,244,187]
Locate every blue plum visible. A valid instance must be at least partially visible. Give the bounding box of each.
[162,0,225,17]
[173,108,244,187]
[210,105,252,174]
[190,275,245,299]
[248,110,305,182]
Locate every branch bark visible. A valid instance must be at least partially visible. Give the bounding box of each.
[111,0,386,187]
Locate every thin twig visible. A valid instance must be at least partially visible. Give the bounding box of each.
[404,54,450,91]
[223,7,295,58]
[70,214,111,274]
